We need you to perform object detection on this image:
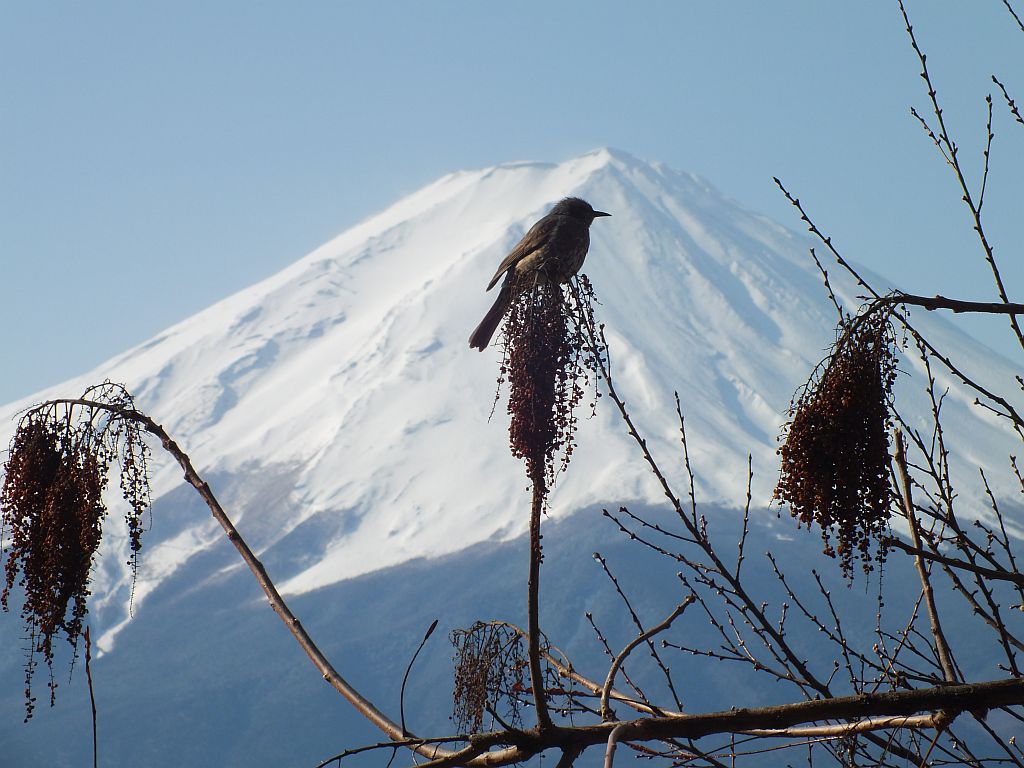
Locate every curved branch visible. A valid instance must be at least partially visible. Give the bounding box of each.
[603,723,628,768]
[34,399,474,763]
[401,619,438,736]
[488,621,671,717]
[600,597,695,720]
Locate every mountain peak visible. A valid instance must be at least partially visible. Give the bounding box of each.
[2,152,1018,637]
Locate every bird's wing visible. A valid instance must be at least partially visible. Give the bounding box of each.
[484,214,558,291]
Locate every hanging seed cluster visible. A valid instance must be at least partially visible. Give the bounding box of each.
[450,622,526,734]
[499,275,602,492]
[775,310,897,577]
[0,382,151,719]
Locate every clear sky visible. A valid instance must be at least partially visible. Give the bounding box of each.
[2,1,1022,404]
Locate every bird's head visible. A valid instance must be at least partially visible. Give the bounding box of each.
[551,197,611,223]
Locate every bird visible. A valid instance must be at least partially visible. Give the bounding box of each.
[468,197,611,351]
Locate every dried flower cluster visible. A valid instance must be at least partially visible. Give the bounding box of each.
[0,382,151,718]
[450,622,526,735]
[775,310,898,577]
[499,275,602,492]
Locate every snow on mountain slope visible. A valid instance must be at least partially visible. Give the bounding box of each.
[1,148,1020,646]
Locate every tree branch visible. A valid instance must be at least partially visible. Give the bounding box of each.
[894,431,959,685]
[883,538,1024,588]
[876,293,1024,315]
[528,472,552,729]
[34,398,470,764]
[600,597,695,720]
[899,0,1024,351]
[418,677,1024,766]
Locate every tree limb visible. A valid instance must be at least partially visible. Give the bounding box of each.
[600,598,695,720]
[877,293,1024,315]
[895,430,959,685]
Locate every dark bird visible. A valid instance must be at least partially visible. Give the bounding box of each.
[468,197,611,351]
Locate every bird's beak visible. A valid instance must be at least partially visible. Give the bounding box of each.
[593,210,611,218]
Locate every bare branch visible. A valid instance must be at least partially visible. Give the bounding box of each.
[600,597,695,720]
[883,538,1024,587]
[898,0,1024,351]
[894,431,959,684]
[528,478,552,729]
[738,712,942,738]
[993,75,1024,127]
[1002,0,1024,33]
[875,292,1024,315]
[30,398,475,764]
[603,722,628,768]
[401,619,438,736]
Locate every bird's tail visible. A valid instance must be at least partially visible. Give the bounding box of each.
[468,281,512,351]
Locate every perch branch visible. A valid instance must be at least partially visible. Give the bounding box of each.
[528,472,552,729]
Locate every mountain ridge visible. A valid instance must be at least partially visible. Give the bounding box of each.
[2,148,1020,651]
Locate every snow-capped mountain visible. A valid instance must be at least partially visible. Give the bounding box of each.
[1,148,1020,650]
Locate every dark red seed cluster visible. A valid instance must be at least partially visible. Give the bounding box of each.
[1,416,106,719]
[0,382,151,718]
[775,310,898,578]
[498,275,602,494]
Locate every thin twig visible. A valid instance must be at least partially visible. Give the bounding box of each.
[1002,0,1024,33]
[593,552,681,712]
[85,626,98,768]
[313,736,471,768]
[978,95,994,216]
[488,620,673,717]
[735,455,752,579]
[899,0,1024,351]
[401,619,438,736]
[993,75,1024,127]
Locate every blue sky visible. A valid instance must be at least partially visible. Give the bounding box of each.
[2,1,1022,404]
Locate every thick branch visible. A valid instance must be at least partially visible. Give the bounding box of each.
[421,677,1024,766]
[566,677,1024,746]
[877,292,1024,315]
